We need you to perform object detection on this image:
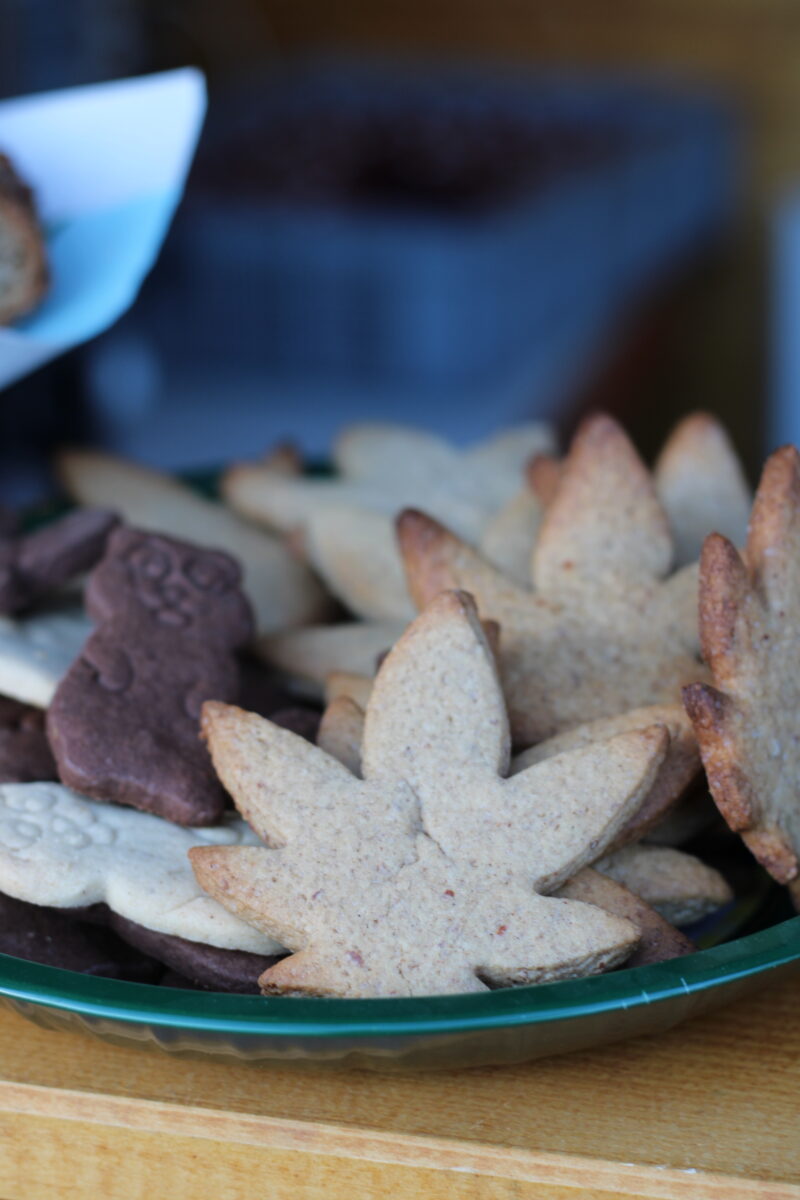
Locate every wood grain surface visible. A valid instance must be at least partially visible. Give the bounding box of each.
[0,971,799,1198]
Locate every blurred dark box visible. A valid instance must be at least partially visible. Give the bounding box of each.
[172,58,734,392]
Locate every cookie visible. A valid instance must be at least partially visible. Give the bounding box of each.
[654,412,751,568]
[557,871,695,966]
[190,591,668,997]
[0,696,56,782]
[56,450,329,636]
[0,781,282,954]
[224,421,555,539]
[0,606,91,707]
[0,891,161,981]
[260,619,404,697]
[316,692,699,965]
[399,414,703,746]
[683,445,800,887]
[0,152,49,325]
[324,671,374,711]
[511,705,701,849]
[0,508,118,615]
[47,528,254,824]
[86,908,283,993]
[594,844,733,926]
[223,422,554,623]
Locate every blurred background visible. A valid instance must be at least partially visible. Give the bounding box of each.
[1,0,798,501]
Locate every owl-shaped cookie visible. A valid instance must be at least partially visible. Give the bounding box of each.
[47,528,253,824]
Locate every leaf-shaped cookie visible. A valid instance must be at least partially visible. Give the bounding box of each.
[654,412,751,568]
[224,422,554,622]
[56,450,329,636]
[684,445,800,885]
[316,692,704,957]
[400,414,703,746]
[191,591,668,997]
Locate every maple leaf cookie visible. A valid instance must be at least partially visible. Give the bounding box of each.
[191,591,669,998]
[684,445,800,887]
[400,414,704,746]
[654,412,751,568]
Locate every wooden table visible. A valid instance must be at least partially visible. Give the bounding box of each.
[0,973,798,1200]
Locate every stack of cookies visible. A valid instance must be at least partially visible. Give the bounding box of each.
[0,411,791,999]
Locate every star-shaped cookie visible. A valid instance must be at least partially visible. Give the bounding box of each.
[684,444,800,887]
[399,414,704,746]
[191,590,668,997]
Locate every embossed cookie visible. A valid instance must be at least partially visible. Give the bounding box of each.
[0,781,282,955]
[684,445,800,890]
[190,591,668,998]
[0,508,118,615]
[0,606,91,707]
[47,528,254,825]
[400,414,703,746]
[56,450,329,636]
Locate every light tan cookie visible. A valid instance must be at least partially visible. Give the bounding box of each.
[56,450,328,636]
[316,695,365,777]
[0,607,91,707]
[0,781,280,953]
[191,591,668,997]
[683,445,800,884]
[314,693,693,967]
[594,844,733,925]
[558,869,695,965]
[511,705,701,849]
[223,423,554,622]
[400,414,704,746]
[303,505,415,622]
[655,413,752,568]
[324,670,374,711]
[259,619,404,697]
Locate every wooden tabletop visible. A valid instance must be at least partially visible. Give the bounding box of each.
[0,973,799,1200]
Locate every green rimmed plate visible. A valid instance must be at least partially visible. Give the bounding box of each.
[1,912,799,1070]
[2,471,798,1070]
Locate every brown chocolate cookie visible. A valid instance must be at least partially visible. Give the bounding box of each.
[0,508,118,614]
[0,892,161,981]
[106,911,283,993]
[0,696,57,782]
[47,528,254,825]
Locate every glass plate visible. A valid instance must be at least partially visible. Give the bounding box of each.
[2,477,798,1071]
[0,911,798,1071]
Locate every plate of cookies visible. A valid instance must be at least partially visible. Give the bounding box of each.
[0,413,798,1071]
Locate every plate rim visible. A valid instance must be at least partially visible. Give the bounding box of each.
[1,914,799,1039]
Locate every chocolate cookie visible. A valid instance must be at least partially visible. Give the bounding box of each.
[47,528,254,825]
[106,911,283,993]
[0,696,57,781]
[0,891,161,981]
[0,508,118,614]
